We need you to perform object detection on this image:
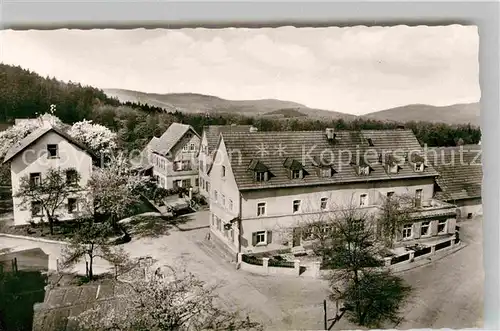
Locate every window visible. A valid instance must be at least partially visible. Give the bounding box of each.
[211,213,216,226]
[195,178,199,187]
[320,168,332,177]
[221,166,226,177]
[253,231,266,245]
[47,144,58,158]
[183,144,189,151]
[292,170,301,179]
[67,198,77,213]
[438,220,447,233]
[221,194,226,207]
[176,160,191,171]
[206,182,210,194]
[402,224,412,239]
[229,199,233,211]
[414,163,424,172]
[353,219,364,232]
[66,169,78,186]
[190,143,195,151]
[359,194,368,207]
[214,190,218,202]
[29,173,41,187]
[183,178,192,188]
[359,166,370,176]
[255,171,267,182]
[420,221,430,236]
[216,217,222,231]
[415,189,423,207]
[367,138,374,146]
[293,200,301,213]
[257,202,266,216]
[467,213,473,219]
[320,197,328,210]
[387,191,395,199]
[31,201,42,217]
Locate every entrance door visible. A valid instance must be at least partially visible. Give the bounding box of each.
[292,228,302,247]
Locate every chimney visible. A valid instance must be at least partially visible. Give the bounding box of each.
[325,128,335,140]
[249,126,258,133]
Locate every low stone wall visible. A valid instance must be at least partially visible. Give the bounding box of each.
[237,253,301,277]
[385,236,460,269]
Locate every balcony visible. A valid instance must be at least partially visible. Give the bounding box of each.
[410,198,457,219]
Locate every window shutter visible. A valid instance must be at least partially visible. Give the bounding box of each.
[252,232,257,246]
[267,231,273,244]
[447,218,456,234]
[264,171,268,181]
[413,223,421,239]
[430,220,438,235]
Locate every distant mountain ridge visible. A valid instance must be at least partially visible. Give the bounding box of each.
[104,88,480,126]
[362,102,480,126]
[103,88,357,121]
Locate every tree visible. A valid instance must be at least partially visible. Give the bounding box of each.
[15,167,82,235]
[340,270,411,328]
[378,193,418,248]
[60,220,128,281]
[0,120,39,160]
[299,200,411,328]
[86,153,151,230]
[68,119,117,159]
[70,266,262,331]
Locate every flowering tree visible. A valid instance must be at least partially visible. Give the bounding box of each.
[71,266,262,331]
[0,120,40,160]
[85,153,151,229]
[68,119,117,158]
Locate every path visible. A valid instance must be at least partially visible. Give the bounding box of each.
[398,217,484,329]
[0,211,484,330]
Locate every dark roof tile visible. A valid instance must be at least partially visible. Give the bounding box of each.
[425,145,482,201]
[220,129,439,190]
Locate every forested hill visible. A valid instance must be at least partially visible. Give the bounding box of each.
[0,64,121,124]
[0,64,481,150]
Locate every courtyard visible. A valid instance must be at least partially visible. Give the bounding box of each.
[0,211,484,330]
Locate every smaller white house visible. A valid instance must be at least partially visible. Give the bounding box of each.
[3,124,96,226]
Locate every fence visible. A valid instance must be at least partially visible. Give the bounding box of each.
[268,258,295,268]
[391,253,410,265]
[241,254,263,266]
[385,236,460,268]
[238,253,300,276]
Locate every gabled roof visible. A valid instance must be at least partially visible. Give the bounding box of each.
[203,125,254,154]
[218,129,439,191]
[425,145,482,201]
[3,125,96,163]
[150,123,199,156]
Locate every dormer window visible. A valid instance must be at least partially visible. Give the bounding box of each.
[410,154,426,172]
[248,159,271,182]
[255,171,268,182]
[414,162,424,172]
[385,154,401,174]
[312,156,335,178]
[359,166,370,176]
[284,158,305,180]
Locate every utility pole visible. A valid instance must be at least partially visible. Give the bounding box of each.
[323,299,327,330]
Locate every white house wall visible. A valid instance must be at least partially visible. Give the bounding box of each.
[10,131,93,226]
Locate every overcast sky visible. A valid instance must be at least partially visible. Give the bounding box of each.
[0,25,480,115]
